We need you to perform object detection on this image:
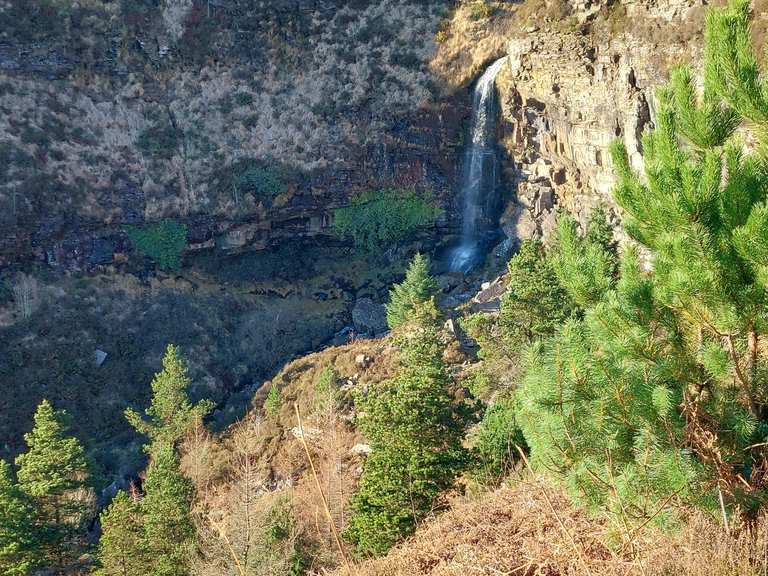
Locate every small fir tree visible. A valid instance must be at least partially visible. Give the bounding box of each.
[385,253,440,329]
[499,239,575,346]
[472,400,526,486]
[125,344,214,447]
[140,443,196,576]
[96,490,148,576]
[550,214,616,308]
[345,301,477,556]
[0,460,35,576]
[264,384,282,418]
[15,399,92,570]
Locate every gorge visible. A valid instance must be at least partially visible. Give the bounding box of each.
[5,0,766,574]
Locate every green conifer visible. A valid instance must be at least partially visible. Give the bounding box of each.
[95,490,147,576]
[385,253,440,329]
[140,443,196,576]
[15,399,92,570]
[0,460,35,576]
[264,383,282,418]
[499,239,575,345]
[516,0,768,529]
[125,344,214,447]
[346,301,477,556]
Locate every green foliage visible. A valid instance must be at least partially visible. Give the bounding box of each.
[467,0,494,20]
[101,349,206,576]
[264,384,282,419]
[126,220,188,272]
[231,160,285,199]
[95,491,148,576]
[333,188,441,250]
[463,368,492,399]
[551,215,616,308]
[314,366,340,415]
[263,496,310,576]
[265,495,293,544]
[704,0,768,126]
[516,0,768,531]
[345,301,478,556]
[125,344,214,447]
[140,442,196,576]
[0,461,35,576]
[472,400,526,486]
[584,203,619,277]
[137,118,182,160]
[15,399,92,570]
[499,239,576,346]
[386,253,440,329]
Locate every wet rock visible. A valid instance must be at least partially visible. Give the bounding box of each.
[474,279,506,305]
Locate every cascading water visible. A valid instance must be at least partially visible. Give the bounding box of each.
[448,57,507,273]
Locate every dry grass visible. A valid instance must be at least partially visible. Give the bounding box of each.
[429,1,519,93]
[329,477,768,576]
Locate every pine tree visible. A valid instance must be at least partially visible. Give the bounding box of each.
[140,443,196,576]
[385,253,440,329]
[95,490,148,576]
[345,301,477,556]
[498,239,575,345]
[125,344,214,447]
[0,460,35,576]
[516,0,768,530]
[118,344,210,576]
[264,383,282,419]
[15,399,92,571]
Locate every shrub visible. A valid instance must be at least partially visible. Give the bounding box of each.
[468,0,494,20]
[472,399,526,485]
[136,118,182,161]
[386,253,440,329]
[219,159,286,203]
[264,384,281,418]
[126,220,188,272]
[234,92,254,107]
[333,188,441,250]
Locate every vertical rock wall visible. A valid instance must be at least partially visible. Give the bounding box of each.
[496,0,706,242]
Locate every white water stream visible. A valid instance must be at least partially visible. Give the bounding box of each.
[448,57,507,273]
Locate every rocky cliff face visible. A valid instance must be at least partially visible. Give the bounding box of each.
[0,0,464,270]
[493,0,712,241]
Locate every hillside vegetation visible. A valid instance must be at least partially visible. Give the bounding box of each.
[11,1,768,575]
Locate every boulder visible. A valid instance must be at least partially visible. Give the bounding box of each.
[352,297,388,337]
[350,443,372,455]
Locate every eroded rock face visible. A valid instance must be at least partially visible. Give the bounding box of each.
[496,0,706,241]
[0,0,464,270]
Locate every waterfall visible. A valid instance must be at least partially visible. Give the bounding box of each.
[448,57,507,273]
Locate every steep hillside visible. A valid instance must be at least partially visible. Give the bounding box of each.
[332,481,768,576]
[0,0,465,267]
